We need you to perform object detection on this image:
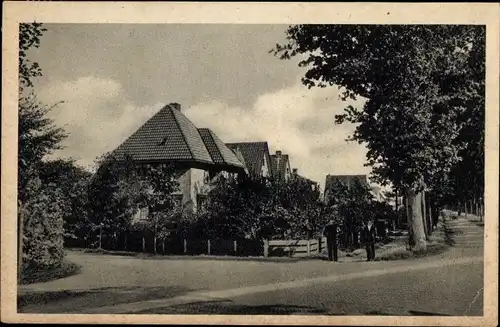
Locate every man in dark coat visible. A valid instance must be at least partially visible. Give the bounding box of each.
[362,219,377,261]
[323,219,338,262]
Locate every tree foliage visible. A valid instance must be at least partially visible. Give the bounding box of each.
[19,23,46,90]
[87,154,180,249]
[37,159,92,241]
[197,174,322,240]
[324,179,377,247]
[273,24,485,250]
[274,25,483,192]
[18,23,71,273]
[21,175,66,271]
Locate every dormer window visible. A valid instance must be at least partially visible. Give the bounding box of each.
[158,136,168,146]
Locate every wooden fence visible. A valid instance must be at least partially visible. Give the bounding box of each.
[265,238,327,257]
[66,234,332,258]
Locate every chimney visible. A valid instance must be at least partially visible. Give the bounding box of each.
[293,168,298,175]
[169,103,181,111]
[276,150,282,156]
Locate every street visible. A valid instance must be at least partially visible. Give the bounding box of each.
[18,217,484,316]
[138,259,483,316]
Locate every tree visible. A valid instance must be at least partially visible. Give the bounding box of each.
[87,154,141,249]
[18,23,68,279]
[273,25,485,251]
[37,159,93,244]
[133,163,180,253]
[324,179,374,249]
[200,175,270,240]
[198,173,322,241]
[87,154,181,252]
[21,177,66,272]
[273,176,322,238]
[19,23,46,90]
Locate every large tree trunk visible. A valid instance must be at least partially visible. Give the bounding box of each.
[421,191,428,239]
[153,218,158,254]
[427,193,434,234]
[404,195,410,228]
[424,192,433,235]
[406,188,427,252]
[394,189,398,230]
[99,225,103,250]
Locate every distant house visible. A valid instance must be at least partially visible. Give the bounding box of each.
[324,174,370,203]
[269,150,292,182]
[291,168,319,192]
[111,103,245,218]
[225,142,272,180]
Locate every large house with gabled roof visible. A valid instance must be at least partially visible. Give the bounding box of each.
[112,103,245,217]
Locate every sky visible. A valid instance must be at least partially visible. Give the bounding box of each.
[30,24,371,190]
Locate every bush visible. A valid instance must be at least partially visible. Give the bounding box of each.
[21,178,66,272]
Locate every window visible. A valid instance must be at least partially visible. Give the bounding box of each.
[197,194,207,211]
[139,207,149,220]
[203,171,210,184]
[173,195,183,207]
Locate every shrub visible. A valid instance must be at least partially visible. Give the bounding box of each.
[21,178,66,272]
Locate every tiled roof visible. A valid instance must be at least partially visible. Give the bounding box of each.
[231,147,249,174]
[198,128,244,169]
[296,174,318,185]
[226,142,270,177]
[112,104,214,164]
[270,153,290,180]
[324,174,369,191]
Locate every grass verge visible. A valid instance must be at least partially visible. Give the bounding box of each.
[20,260,81,285]
[374,243,450,261]
[374,227,451,261]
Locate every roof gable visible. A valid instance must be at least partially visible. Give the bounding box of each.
[225,142,270,177]
[270,152,291,180]
[325,174,369,191]
[112,104,213,164]
[198,128,244,169]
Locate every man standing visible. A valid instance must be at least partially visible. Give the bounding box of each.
[362,219,377,261]
[323,219,338,262]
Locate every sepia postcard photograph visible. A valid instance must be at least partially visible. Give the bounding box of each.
[1,2,499,326]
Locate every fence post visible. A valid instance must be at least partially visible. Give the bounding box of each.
[183,239,187,254]
[318,237,322,253]
[233,240,237,255]
[263,239,269,257]
[207,239,211,255]
[307,239,311,255]
[162,239,165,254]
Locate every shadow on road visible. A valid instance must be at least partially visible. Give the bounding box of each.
[137,300,458,316]
[139,300,330,315]
[18,285,193,313]
[407,310,452,316]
